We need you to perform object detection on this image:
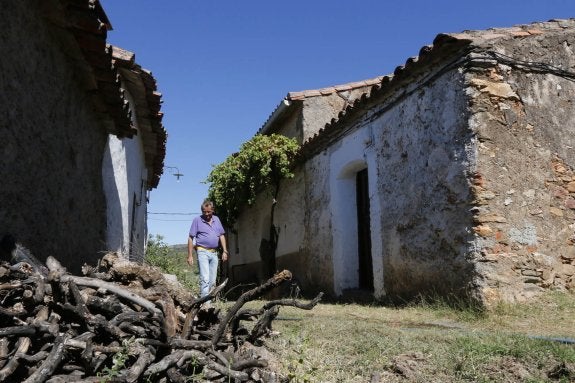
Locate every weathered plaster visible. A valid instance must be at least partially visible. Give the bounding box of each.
[467,39,575,304]
[102,135,147,261]
[301,90,366,141]
[302,153,334,293]
[102,84,149,262]
[229,21,575,305]
[0,2,108,271]
[365,69,476,300]
[229,171,307,285]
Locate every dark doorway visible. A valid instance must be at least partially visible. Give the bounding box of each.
[356,168,373,291]
[129,192,137,259]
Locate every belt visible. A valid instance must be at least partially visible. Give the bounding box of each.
[196,245,218,252]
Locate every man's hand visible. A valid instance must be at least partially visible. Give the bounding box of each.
[187,236,195,266]
[222,250,228,262]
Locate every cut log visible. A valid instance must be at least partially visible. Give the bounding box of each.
[60,275,162,317]
[248,305,280,343]
[0,250,323,382]
[0,338,8,369]
[212,270,292,346]
[23,334,70,383]
[0,337,31,382]
[124,345,155,383]
[144,349,184,376]
[0,326,36,338]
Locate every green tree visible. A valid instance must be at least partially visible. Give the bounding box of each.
[206,133,300,278]
[206,133,300,227]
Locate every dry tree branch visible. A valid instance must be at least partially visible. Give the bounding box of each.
[212,270,292,346]
[0,337,31,382]
[23,333,70,383]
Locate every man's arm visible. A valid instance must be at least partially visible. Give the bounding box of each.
[187,236,195,265]
[219,234,228,262]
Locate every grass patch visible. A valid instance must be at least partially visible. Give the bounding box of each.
[144,249,574,382]
[261,292,575,382]
[145,234,200,295]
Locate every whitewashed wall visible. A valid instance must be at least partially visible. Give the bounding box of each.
[300,68,475,299]
[229,171,306,282]
[328,125,382,297]
[102,88,148,261]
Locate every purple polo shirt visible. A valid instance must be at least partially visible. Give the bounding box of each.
[189,214,225,249]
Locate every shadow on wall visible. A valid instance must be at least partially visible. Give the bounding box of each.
[102,139,125,254]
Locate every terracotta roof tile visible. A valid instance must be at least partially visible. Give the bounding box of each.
[42,0,165,189]
[320,87,336,95]
[288,91,306,100]
[303,89,322,97]
[112,46,166,189]
[334,84,353,91]
[299,18,575,159]
[285,74,385,101]
[111,46,135,66]
[259,74,385,135]
[511,30,532,37]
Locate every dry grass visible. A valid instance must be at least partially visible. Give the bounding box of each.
[252,291,575,382]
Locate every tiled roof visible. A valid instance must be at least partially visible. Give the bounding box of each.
[287,76,384,100]
[299,18,575,159]
[258,75,384,135]
[112,46,167,190]
[40,0,166,189]
[41,0,135,138]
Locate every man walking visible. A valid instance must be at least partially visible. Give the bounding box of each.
[187,200,228,298]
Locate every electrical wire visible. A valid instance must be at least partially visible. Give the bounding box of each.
[148,218,192,222]
[484,50,575,82]
[148,212,199,215]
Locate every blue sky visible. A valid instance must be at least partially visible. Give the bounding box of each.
[99,0,574,245]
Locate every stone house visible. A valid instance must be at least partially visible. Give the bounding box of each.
[103,46,166,262]
[228,19,575,306]
[227,77,383,289]
[0,0,166,271]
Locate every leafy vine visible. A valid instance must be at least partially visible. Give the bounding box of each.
[206,134,300,228]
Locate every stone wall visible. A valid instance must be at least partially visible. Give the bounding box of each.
[231,68,478,299]
[229,170,309,287]
[468,33,575,305]
[0,2,108,272]
[302,152,335,294]
[297,35,575,303]
[301,89,367,142]
[361,69,477,300]
[230,23,575,304]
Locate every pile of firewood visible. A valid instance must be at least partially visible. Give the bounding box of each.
[0,245,322,382]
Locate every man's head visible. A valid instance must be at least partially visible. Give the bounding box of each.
[201,200,215,218]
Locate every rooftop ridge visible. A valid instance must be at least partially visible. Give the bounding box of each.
[258,75,384,135]
[287,75,385,101]
[299,18,575,158]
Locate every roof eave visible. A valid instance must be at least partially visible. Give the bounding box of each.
[258,98,292,135]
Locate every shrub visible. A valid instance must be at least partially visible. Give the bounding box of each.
[145,234,199,294]
[206,134,300,227]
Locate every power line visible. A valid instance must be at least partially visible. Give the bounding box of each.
[148,212,199,215]
[148,218,192,222]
